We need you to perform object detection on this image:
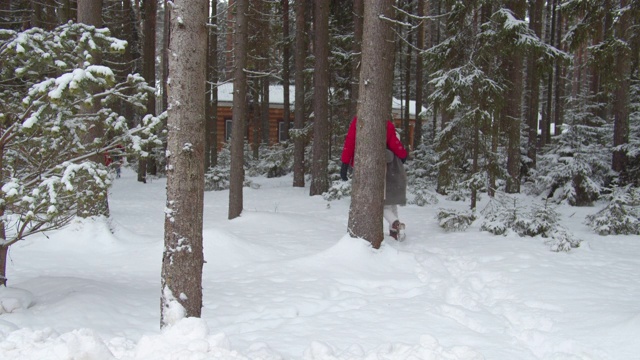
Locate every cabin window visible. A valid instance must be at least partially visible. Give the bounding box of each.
[278,120,291,142]
[225,118,232,141]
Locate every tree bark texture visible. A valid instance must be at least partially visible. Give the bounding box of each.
[0,143,6,286]
[525,0,543,169]
[138,0,157,183]
[228,0,248,219]
[611,0,631,175]
[412,0,424,149]
[292,0,306,188]
[309,0,330,196]
[161,0,208,326]
[348,0,395,249]
[349,0,364,117]
[281,0,291,142]
[205,0,219,169]
[504,0,525,194]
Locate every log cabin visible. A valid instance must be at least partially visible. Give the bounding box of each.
[214,83,425,150]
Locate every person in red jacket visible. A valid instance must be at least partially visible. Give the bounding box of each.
[340,116,408,240]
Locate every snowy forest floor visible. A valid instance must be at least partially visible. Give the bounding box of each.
[1,167,639,360]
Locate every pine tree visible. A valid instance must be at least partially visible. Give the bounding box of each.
[0,23,158,286]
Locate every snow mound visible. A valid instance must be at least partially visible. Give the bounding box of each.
[0,287,34,314]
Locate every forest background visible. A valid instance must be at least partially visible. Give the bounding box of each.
[0,0,639,330]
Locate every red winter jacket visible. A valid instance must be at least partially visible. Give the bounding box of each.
[340,116,407,166]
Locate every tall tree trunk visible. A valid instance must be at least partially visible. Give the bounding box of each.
[139,0,157,183]
[349,0,364,117]
[162,0,170,113]
[430,0,442,142]
[403,26,412,148]
[611,0,631,176]
[525,0,543,170]
[281,0,291,142]
[412,0,424,149]
[309,0,330,196]
[541,0,557,147]
[553,4,565,131]
[161,0,208,327]
[348,0,395,249]
[58,0,77,24]
[436,109,450,195]
[292,0,306,187]
[0,1,9,29]
[590,0,612,124]
[228,0,248,219]
[262,77,270,145]
[0,143,7,286]
[205,0,219,169]
[504,0,525,194]
[77,0,109,217]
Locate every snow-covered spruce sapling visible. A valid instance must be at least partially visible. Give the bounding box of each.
[586,186,640,235]
[0,23,160,286]
[480,195,581,251]
[436,208,476,232]
[323,160,351,201]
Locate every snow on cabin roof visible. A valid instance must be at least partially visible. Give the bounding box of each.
[216,82,425,118]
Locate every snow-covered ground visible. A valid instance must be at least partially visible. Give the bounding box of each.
[1,168,639,359]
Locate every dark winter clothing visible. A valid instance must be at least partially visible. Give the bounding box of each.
[340,162,349,181]
[340,116,408,205]
[384,149,407,206]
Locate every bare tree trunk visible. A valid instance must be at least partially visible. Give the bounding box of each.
[292,0,306,187]
[281,0,291,142]
[504,0,525,194]
[349,0,364,117]
[0,245,6,287]
[541,0,556,147]
[403,24,412,148]
[348,0,395,249]
[162,0,170,113]
[205,0,219,169]
[228,0,248,219]
[553,4,565,131]
[138,0,157,183]
[0,143,7,286]
[309,0,330,196]
[436,109,450,195]
[525,0,543,170]
[261,77,270,145]
[430,0,442,142]
[412,0,424,149]
[161,0,207,327]
[611,0,631,176]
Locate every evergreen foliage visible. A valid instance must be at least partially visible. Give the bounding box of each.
[534,122,613,206]
[204,145,231,191]
[406,139,439,206]
[586,186,640,236]
[480,194,581,251]
[436,208,475,232]
[251,142,293,178]
[619,79,640,186]
[425,2,565,202]
[0,22,160,249]
[322,160,351,201]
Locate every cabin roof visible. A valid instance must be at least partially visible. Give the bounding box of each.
[216,82,426,118]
